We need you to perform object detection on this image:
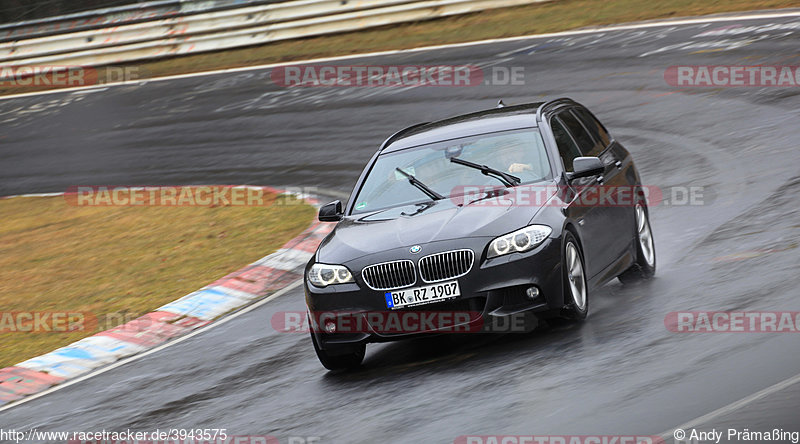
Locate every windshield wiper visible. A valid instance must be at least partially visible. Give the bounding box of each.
[449,157,521,187]
[395,168,444,201]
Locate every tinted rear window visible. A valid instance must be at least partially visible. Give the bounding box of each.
[551,117,582,172]
[559,111,597,156]
[573,108,611,154]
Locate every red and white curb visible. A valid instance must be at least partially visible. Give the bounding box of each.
[0,187,332,407]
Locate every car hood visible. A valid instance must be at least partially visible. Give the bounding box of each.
[317,184,556,263]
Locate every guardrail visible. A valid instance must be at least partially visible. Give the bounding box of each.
[0,0,414,62]
[0,0,294,42]
[0,0,552,71]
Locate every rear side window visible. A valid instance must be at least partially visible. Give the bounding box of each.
[573,108,611,154]
[558,111,597,157]
[550,117,582,172]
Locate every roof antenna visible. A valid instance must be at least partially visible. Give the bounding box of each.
[497,99,506,108]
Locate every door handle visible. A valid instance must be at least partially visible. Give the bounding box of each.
[615,160,622,169]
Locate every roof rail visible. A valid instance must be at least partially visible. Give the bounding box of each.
[379,122,431,151]
[536,97,577,122]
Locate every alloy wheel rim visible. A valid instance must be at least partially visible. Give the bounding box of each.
[636,204,655,267]
[566,242,586,311]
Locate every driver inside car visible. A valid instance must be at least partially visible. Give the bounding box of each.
[471,137,547,182]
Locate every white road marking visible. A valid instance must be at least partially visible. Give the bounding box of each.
[0,279,303,413]
[0,192,64,199]
[659,371,800,440]
[1,9,800,101]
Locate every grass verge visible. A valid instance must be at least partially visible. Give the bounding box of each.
[0,192,316,369]
[1,0,799,96]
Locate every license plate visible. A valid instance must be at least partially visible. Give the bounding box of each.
[385,281,461,309]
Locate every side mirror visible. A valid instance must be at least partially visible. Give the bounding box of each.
[319,200,343,222]
[568,157,604,181]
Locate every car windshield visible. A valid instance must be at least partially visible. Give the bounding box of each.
[352,128,551,214]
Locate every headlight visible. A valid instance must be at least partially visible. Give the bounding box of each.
[307,263,354,288]
[487,225,552,259]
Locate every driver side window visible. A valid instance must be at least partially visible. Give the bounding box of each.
[551,116,582,172]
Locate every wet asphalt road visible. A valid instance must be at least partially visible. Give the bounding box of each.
[2,10,800,444]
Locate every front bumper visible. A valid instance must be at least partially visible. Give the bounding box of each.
[305,236,563,349]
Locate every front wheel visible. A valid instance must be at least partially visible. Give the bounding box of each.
[311,331,365,371]
[619,203,656,284]
[561,231,589,321]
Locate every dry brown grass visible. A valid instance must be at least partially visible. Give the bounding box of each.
[0,192,315,368]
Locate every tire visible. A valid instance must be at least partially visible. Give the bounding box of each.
[310,331,365,371]
[618,202,656,284]
[561,231,589,321]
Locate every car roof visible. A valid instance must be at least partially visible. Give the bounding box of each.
[382,102,545,153]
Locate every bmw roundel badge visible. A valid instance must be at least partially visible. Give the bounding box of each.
[410,245,422,254]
